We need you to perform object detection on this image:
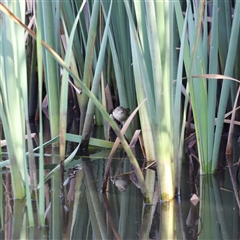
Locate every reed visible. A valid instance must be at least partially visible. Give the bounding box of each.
[175,0,240,174]
[0,1,30,201]
[0,0,240,212]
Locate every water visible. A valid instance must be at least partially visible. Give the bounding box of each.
[1,154,240,239]
[1,119,240,239]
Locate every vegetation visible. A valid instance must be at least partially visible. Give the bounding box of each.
[0,0,240,229]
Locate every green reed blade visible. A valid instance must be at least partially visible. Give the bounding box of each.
[59,2,85,160]
[38,0,60,143]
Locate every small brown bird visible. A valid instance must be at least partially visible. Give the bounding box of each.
[112,106,130,123]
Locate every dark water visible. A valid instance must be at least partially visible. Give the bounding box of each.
[1,154,240,240]
[1,118,240,239]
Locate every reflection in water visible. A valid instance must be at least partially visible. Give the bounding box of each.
[1,158,240,239]
[1,120,240,239]
[110,158,131,192]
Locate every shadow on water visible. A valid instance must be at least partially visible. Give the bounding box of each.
[1,116,240,239]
